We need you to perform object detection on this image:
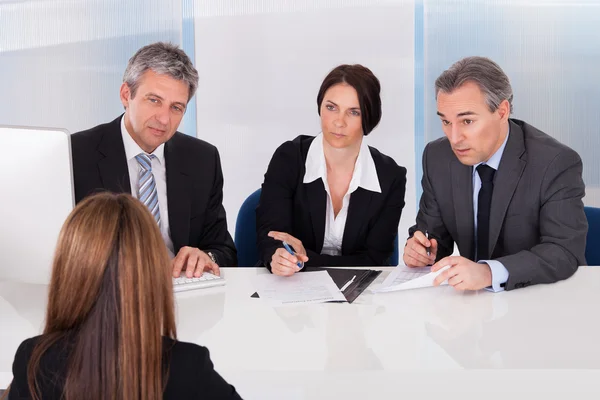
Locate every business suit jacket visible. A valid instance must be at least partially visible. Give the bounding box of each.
[71,116,237,266]
[409,119,587,290]
[257,135,407,267]
[8,335,243,399]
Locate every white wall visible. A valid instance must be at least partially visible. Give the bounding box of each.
[193,0,417,241]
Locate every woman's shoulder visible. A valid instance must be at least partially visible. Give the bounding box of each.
[163,336,205,351]
[273,135,316,157]
[12,335,42,373]
[10,334,71,398]
[12,334,64,366]
[15,335,43,354]
[163,338,242,400]
[367,145,407,177]
[163,337,209,364]
[266,135,317,173]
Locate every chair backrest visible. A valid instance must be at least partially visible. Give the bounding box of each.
[234,188,262,267]
[391,234,399,266]
[584,206,600,265]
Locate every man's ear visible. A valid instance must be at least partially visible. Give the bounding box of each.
[497,99,510,121]
[119,83,131,109]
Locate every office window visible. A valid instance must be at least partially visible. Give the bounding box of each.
[0,0,184,133]
[418,0,600,205]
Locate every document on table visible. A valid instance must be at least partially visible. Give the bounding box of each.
[253,270,347,306]
[370,265,450,293]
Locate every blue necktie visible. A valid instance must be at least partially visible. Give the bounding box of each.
[135,153,161,228]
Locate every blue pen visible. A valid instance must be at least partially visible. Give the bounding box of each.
[282,241,303,269]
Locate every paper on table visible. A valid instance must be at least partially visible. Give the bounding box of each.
[253,270,347,306]
[370,265,450,293]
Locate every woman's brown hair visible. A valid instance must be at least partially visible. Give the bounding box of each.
[24,192,176,400]
[316,64,382,136]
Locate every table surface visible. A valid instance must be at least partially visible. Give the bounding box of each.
[2,266,600,399]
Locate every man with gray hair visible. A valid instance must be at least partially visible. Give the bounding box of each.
[403,56,587,291]
[72,42,237,276]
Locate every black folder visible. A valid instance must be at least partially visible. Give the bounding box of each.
[251,267,382,304]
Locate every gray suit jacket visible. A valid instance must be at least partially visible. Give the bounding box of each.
[409,119,587,290]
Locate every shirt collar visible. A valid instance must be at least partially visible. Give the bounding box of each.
[303,133,381,193]
[473,126,510,173]
[120,116,165,163]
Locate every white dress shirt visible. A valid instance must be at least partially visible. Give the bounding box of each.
[472,128,510,292]
[303,133,381,256]
[121,117,175,258]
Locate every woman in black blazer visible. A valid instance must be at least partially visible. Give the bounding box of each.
[6,193,241,400]
[257,64,407,275]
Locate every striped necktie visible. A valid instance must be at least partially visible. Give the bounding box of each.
[135,153,161,227]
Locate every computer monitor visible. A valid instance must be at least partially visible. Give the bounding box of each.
[0,125,74,284]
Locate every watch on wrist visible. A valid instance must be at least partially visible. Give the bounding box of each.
[207,251,217,264]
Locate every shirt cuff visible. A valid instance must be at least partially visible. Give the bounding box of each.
[479,260,509,292]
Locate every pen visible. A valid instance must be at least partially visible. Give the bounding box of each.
[282,241,303,269]
[425,230,431,257]
[340,275,356,292]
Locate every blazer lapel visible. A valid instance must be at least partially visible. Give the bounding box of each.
[342,188,373,253]
[97,117,131,194]
[450,158,475,260]
[488,121,526,257]
[304,180,327,254]
[165,139,191,252]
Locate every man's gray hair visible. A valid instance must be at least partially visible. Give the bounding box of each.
[123,42,199,102]
[435,56,513,114]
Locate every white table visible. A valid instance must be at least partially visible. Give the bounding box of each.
[2,267,600,399]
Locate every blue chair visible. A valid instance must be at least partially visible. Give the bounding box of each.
[235,189,262,266]
[584,206,600,265]
[234,188,400,266]
[391,234,399,266]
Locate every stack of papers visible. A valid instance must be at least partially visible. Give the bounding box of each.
[370,265,450,293]
[253,270,347,306]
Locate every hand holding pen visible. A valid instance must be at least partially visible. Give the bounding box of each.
[402,229,438,268]
[268,231,309,276]
[282,241,304,269]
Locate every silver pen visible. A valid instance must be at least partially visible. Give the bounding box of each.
[340,275,356,292]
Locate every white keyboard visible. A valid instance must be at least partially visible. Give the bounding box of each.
[172,272,226,293]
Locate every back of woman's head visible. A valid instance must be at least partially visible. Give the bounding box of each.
[28,192,176,400]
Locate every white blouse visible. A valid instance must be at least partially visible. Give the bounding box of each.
[303,133,381,256]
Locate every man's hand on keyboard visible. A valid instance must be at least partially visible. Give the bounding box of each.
[172,247,220,278]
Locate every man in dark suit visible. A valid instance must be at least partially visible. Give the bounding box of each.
[72,42,237,275]
[403,56,587,291]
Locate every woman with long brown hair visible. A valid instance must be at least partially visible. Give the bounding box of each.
[5,193,242,400]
